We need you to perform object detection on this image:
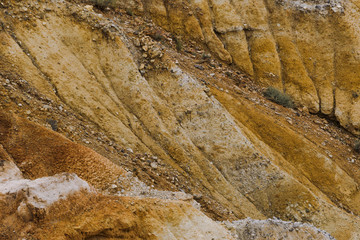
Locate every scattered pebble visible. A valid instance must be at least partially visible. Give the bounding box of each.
[194,64,204,70]
[150,162,158,169]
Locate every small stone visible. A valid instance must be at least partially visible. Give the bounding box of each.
[204,88,212,96]
[301,106,309,114]
[20,7,28,12]
[193,194,202,200]
[194,64,204,70]
[286,117,293,125]
[315,120,322,124]
[139,64,145,70]
[17,202,32,222]
[84,5,93,11]
[42,105,51,110]
[150,162,158,169]
[127,148,134,154]
[149,47,162,58]
[203,53,211,58]
[134,38,140,47]
[46,119,58,131]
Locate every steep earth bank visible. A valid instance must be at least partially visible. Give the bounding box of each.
[124,0,360,135]
[0,0,360,239]
[0,110,234,239]
[0,110,334,239]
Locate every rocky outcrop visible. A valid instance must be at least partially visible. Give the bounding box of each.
[0,110,335,240]
[128,0,360,134]
[0,111,234,240]
[1,0,360,239]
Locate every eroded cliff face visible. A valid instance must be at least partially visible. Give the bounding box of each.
[0,112,334,240]
[0,0,360,239]
[128,0,360,135]
[0,111,234,239]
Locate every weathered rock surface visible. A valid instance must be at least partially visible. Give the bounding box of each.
[0,110,334,240]
[127,0,360,134]
[0,0,360,239]
[0,111,234,240]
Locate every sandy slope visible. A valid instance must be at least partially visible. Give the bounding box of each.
[0,0,360,239]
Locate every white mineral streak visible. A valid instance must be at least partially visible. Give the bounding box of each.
[0,165,91,208]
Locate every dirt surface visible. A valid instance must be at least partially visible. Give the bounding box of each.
[1,0,360,239]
